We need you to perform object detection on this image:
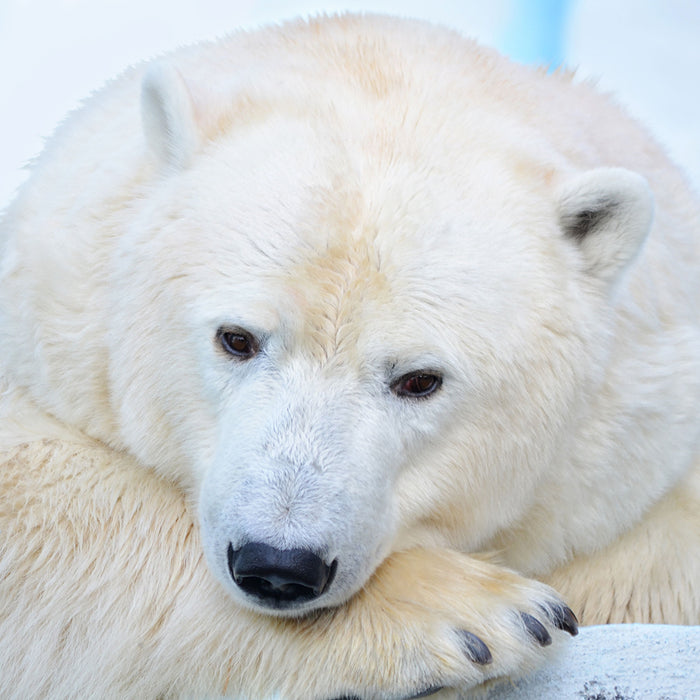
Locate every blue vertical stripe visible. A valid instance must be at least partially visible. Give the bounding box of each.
[500,0,573,69]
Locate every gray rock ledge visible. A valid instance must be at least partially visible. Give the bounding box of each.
[476,624,700,700]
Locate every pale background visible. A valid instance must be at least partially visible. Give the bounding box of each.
[1,0,699,209]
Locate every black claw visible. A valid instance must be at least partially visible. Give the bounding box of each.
[560,606,579,636]
[520,612,552,647]
[329,686,445,700]
[458,629,493,665]
[409,687,444,698]
[540,603,579,637]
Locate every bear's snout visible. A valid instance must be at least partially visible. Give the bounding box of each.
[227,542,337,608]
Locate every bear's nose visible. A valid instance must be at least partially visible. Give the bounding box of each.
[227,542,336,605]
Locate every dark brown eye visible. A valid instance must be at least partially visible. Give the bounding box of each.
[218,328,259,360]
[392,371,442,399]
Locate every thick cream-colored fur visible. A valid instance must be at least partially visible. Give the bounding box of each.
[0,14,698,700]
[543,463,700,625]
[0,437,566,699]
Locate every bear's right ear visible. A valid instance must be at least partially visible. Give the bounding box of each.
[557,167,654,286]
[141,61,199,170]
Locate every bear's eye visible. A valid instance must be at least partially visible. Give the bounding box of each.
[217,328,259,360]
[391,371,443,399]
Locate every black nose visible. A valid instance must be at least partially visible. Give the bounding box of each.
[228,542,336,605]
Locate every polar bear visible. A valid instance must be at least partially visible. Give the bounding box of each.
[0,13,698,700]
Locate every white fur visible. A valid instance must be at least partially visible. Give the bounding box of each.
[0,14,698,700]
[557,167,654,283]
[141,61,200,170]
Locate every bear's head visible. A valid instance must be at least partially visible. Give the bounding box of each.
[0,26,654,616]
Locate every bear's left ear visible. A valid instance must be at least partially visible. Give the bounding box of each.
[141,61,200,170]
[557,167,654,285]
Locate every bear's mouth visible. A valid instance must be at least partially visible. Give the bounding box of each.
[227,542,338,611]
